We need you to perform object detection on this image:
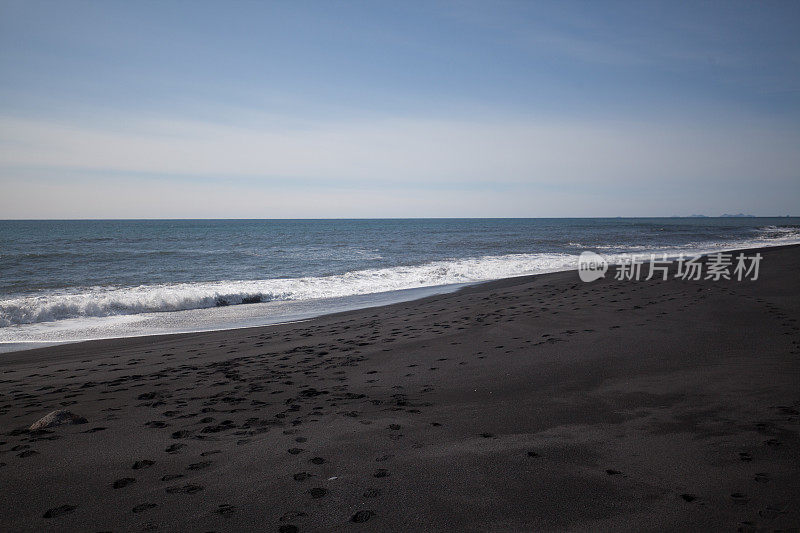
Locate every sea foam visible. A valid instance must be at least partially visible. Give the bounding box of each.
[2,224,799,329]
[0,253,576,327]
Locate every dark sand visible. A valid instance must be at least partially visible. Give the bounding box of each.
[1,245,799,532]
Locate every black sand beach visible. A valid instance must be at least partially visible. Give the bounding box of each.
[1,245,798,532]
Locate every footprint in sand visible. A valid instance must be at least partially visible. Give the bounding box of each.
[759,503,786,520]
[132,503,157,513]
[113,477,136,489]
[43,504,76,518]
[200,450,221,457]
[730,492,749,504]
[308,487,327,498]
[680,494,696,502]
[214,504,236,515]
[187,461,211,470]
[374,469,389,478]
[132,460,154,470]
[351,510,375,523]
[165,484,204,494]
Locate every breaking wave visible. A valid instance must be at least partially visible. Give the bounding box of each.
[1,253,577,327]
[3,224,799,329]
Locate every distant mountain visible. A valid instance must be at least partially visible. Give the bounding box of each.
[720,213,755,218]
[689,214,708,218]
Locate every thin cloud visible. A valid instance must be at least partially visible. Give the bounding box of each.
[2,112,798,188]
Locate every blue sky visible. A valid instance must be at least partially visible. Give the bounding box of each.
[1,0,798,218]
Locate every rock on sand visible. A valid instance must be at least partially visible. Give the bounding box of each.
[30,410,87,430]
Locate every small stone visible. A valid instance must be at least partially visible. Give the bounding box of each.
[30,410,87,431]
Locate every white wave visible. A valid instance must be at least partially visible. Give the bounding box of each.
[753,225,800,240]
[3,226,800,329]
[589,225,800,252]
[0,253,577,327]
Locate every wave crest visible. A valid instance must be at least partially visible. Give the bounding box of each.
[0,253,576,327]
[4,225,800,329]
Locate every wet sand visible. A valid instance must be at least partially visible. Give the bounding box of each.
[1,245,799,532]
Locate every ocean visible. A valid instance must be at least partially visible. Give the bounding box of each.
[1,218,798,350]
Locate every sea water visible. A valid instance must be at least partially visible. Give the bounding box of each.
[1,218,798,349]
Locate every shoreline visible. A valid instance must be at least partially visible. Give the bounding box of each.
[3,242,798,355]
[0,283,474,355]
[0,244,798,531]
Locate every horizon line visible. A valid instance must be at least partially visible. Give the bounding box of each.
[1,215,798,222]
